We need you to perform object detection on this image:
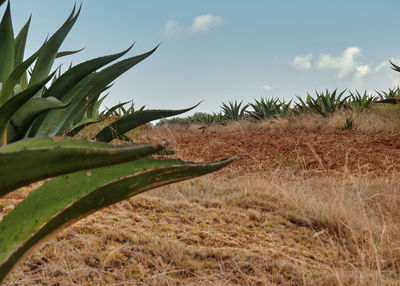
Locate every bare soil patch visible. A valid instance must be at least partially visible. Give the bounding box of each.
[143,126,400,175]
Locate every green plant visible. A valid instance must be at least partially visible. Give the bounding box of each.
[295,89,348,117]
[375,60,400,104]
[0,137,234,282]
[0,2,192,145]
[156,111,223,126]
[344,116,353,130]
[104,101,145,117]
[221,100,249,120]
[376,87,400,104]
[346,91,376,112]
[247,97,292,120]
[0,1,235,282]
[190,112,223,125]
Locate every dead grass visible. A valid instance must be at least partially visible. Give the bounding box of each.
[3,169,400,285]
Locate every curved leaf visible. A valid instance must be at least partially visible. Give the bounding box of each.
[66,118,104,137]
[0,1,14,83]
[102,100,131,118]
[87,93,108,119]
[0,156,234,282]
[55,48,84,59]
[94,103,200,142]
[33,46,158,137]
[28,5,80,87]
[0,73,54,142]
[376,97,400,104]
[43,45,133,100]
[390,60,400,72]
[0,47,40,106]
[14,15,31,68]
[0,137,164,196]
[8,97,70,141]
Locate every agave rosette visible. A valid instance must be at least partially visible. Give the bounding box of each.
[0,1,196,145]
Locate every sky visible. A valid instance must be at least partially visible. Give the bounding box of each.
[3,0,400,115]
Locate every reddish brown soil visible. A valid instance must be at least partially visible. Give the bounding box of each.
[143,128,400,175]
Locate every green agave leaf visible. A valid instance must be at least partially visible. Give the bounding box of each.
[33,46,157,137]
[14,15,31,68]
[71,86,112,127]
[0,137,164,196]
[55,48,84,59]
[66,117,104,137]
[376,97,400,104]
[28,5,80,87]
[389,60,400,72]
[8,97,70,141]
[102,100,131,118]
[95,103,200,142]
[87,93,108,119]
[0,1,15,83]
[0,47,40,106]
[0,73,54,142]
[28,74,97,137]
[0,136,116,151]
[0,156,234,282]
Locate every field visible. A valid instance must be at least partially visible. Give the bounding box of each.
[2,111,400,285]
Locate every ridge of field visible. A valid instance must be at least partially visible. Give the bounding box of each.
[142,124,400,176]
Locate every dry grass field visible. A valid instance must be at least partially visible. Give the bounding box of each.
[2,109,400,285]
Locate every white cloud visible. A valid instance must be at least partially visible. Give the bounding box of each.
[163,14,223,38]
[163,20,185,38]
[316,47,361,78]
[291,48,400,93]
[190,15,223,34]
[293,54,312,70]
[262,84,271,91]
[375,61,388,72]
[355,65,371,79]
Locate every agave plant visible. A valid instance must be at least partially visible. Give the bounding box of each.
[295,89,348,117]
[221,100,249,120]
[0,1,236,282]
[373,60,400,104]
[0,137,234,282]
[0,2,193,145]
[247,97,292,120]
[189,112,223,125]
[344,116,353,130]
[346,91,376,112]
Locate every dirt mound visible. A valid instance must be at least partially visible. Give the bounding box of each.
[143,127,400,175]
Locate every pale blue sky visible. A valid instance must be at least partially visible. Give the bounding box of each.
[3,1,400,114]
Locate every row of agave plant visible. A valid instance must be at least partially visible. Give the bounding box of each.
[0,0,234,283]
[159,87,400,126]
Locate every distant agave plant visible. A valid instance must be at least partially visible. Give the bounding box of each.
[190,112,223,125]
[375,60,400,104]
[247,97,292,120]
[0,1,195,145]
[295,89,348,117]
[221,100,249,120]
[376,87,400,104]
[346,91,376,112]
